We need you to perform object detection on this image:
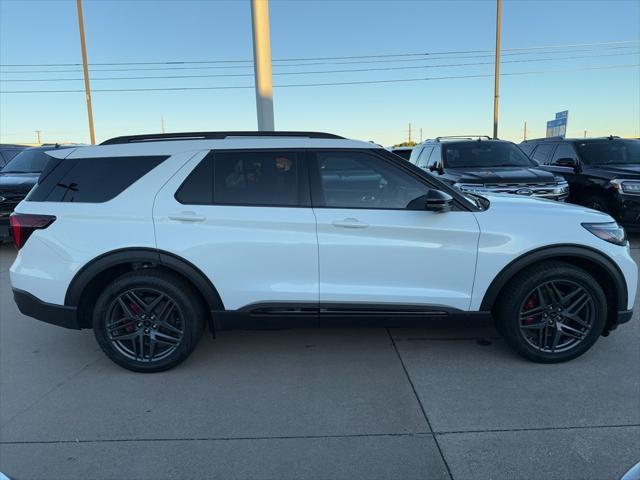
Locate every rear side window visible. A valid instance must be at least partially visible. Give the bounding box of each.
[175,155,213,204]
[28,156,167,203]
[213,151,300,206]
[416,147,433,169]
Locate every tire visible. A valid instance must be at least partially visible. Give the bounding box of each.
[93,269,206,372]
[495,261,607,363]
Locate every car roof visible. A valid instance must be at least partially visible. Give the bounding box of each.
[47,133,379,159]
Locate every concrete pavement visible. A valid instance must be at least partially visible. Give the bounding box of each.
[1,239,638,480]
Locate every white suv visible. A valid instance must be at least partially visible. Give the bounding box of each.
[9,131,637,372]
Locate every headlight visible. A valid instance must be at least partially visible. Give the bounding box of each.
[610,179,640,194]
[453,183,488,194]
[582,222,627,246]
[553,177,569,194]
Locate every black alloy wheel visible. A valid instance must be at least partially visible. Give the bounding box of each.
[496,261,607,363]
[518,280,595,353]
[93,269,205,372]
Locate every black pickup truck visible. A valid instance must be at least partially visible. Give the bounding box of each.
[520,137,640,231]
[409,136,569,200]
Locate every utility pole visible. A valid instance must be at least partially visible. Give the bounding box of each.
[161,116,165,133]
[584,130,587,138]
[523,121,527,140]
[408,122,412,143]
[420,128,423,143]
[250,0,275,131]
[492,0,502,139]
[35,130,41,144]
[76,0,95,144]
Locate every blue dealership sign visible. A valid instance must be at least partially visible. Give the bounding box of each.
[546,110,569,138]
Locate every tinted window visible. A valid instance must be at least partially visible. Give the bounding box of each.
[313,151,428,209]
[28,156,167,203]
[213,151,299,206]
[551,143,577,163]
[416,147,433,169]
[1,148,57,173]
[519,143,534,155]
[175,156,213,204]
[426,146,441,168]
[574,140,640,165]
[443,141,534,168]
[531,143,556,164]
[391,149,412,161]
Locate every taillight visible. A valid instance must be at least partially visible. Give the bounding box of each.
[9,213,56,249]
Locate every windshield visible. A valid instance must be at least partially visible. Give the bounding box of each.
[443,141,535,169]
[574,139,640,165]
[0,148,53,173]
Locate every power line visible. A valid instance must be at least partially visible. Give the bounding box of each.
[2,44,638,74]
[2,63,637,94]
[2,51,637,82]
[0,39,636,67]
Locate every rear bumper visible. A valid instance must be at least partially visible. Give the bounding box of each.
[13,288,80,330]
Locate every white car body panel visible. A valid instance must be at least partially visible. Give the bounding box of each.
[313,208,479,309]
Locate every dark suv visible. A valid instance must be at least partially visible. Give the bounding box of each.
[409,136,569,200]
[520,137,640,230]
[0,145,74,240]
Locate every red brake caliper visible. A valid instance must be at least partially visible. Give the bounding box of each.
[125,302,141,332]
[523,293,538,325]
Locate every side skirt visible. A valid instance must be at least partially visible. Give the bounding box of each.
[213,302,492,330]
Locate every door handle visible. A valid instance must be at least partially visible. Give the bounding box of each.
[332,218,369,229]
[168,212,206,222]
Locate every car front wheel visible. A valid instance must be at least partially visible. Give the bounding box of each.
[496,261,607,363]
[93,269,205,372]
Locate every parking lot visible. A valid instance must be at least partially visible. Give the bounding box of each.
[0,239,638,480]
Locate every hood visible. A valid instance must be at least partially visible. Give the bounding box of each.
[583,164,640,179]
[444,166,556,184]
[480,191,612,221]
[0,172,39,195]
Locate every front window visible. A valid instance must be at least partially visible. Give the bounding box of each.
[313,151,428,209]
[442,142,535,169]
[1,149,52,173]
[574,139,640,165]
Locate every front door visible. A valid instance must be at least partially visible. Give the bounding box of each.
[309,149,480,311]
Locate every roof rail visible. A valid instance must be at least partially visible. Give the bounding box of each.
[521,136,564,142]
[433,135,492,142]
[101,131,345,145]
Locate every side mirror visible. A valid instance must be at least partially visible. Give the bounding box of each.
[407,190,453,212]
[555,157,576,167]
[428,163,443,175]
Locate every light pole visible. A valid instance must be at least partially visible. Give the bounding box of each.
[76,0,96,144]
[250,0,275,131]
[492,0,502,139]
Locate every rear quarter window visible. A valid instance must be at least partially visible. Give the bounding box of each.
[27,156,167,203]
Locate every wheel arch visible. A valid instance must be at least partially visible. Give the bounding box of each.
[480,244,627,332]
[65,247,224,329]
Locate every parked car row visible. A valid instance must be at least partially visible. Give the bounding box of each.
[394,136,640,231]
[7,131,637,372]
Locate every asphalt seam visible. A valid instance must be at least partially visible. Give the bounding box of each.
[2,424,639,446]
[386,327,454,480]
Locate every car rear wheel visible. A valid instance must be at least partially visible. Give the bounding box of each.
[495,261,606,363]
[93,269,205,372]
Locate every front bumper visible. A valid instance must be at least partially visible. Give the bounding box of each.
[613,193,640,231]
[13,288,80,330]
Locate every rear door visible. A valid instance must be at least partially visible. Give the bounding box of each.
[153,149,319,312]
[309,149,480,311]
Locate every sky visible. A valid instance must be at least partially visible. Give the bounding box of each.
[0,0,639,146]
